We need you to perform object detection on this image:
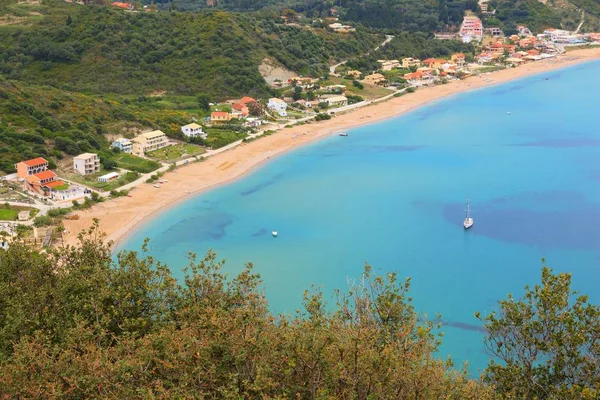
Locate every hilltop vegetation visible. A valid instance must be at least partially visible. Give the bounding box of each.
[0,227,598,398]
[0,2,380,97]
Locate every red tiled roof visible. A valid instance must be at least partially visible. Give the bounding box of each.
[33,170,56,180]
[43,180,65,189]
[111,2,130,8]
[21,157,48,167]
[240,96,256,104]
[232,103,246,111]
[211,111,229,118]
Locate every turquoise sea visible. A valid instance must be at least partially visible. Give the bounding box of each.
[119,61,600,374]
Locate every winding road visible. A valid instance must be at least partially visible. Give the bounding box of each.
[329,35,394,77]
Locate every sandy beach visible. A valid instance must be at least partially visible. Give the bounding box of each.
[62,47,600,248]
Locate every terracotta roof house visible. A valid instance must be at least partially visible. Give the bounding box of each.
[240,96,257,104]
[25,170,65,194]
[422,58,446,68]
[211,111,232,123]
[232,103,249,116]
[111,2,133,9]
[15,157,49,179]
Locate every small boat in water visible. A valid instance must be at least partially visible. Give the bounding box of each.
[339,132,348,137]
[272,231,278,237]
[463,197,473,229]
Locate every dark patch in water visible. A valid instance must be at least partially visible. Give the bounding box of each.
[441,191,600,250]
[416,104,450,120]
[251,228,268,237]
[240,173,284,196]
[441,320,486,333]
[150,212,234,252]
[490,83,526,96]
[516,138,600,148]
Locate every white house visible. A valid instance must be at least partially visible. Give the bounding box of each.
[181,123,206,139]
[111,138,132,153]
[268,98,288,117]
[322,95,348,107]
[73,153,101,176]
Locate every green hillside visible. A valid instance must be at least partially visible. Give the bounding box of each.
[0,1,381,98]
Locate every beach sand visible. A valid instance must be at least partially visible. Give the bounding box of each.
[62,47,600,248]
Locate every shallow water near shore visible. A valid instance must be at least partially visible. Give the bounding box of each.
[118,60,600,374]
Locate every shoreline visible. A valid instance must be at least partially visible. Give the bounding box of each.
[62,47,600,249]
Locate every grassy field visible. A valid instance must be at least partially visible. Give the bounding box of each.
[114,153,161,173]
[65,170,140,191]
[146,144,205,162]
[0,209,18,220]
[321,77,393,99]
[0,205,36,221]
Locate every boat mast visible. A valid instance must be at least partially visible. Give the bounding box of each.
[465,197,470,219]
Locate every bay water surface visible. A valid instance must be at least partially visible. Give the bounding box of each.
[119,60,600,374]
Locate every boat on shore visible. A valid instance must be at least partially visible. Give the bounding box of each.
[463,197,473,229]
[153,184,160,188]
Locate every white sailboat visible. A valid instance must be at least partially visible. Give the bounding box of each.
[463,197,474,229]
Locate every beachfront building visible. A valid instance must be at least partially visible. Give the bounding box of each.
[422,58,446,69]
[232,103,249,118]
[459,15,483,43]
[73,153,101,176]
[111,138,132,153]
[181,123,206,139]
[210,111,232,123]
[15,157,49,179]
[450,53,466,65]
[25,170,64,194]
[267,98,288,117]
[322,95,348,107]
[133,130,168,156]
[401,57,421,68]
[97,172,120,183]
[377,59,400,71]
[362,73,386,86]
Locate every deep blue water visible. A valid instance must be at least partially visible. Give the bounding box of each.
[119,61,600,374]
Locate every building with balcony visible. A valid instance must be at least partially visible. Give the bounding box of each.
[111,138,133,153]
[133,130,168,155]
[15,157,49,179]
[73,153,101,175]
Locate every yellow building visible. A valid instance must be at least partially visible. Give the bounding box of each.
[133,130,168,155]
[401,57,421,68]
[362,73,386,86]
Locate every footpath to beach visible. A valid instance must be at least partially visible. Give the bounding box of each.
[62,47,600,248]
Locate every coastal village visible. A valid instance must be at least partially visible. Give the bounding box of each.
[1,3,599,250]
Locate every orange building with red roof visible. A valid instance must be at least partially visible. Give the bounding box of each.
[211,111,232,123]
[111,2,133,9]
[422,58,446,68]
[25,170,64,194]
[240,96,257,104]
[15,157,48,179]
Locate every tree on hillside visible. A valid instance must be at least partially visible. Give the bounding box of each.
[0,224,495,398]
[476,263,600,399]
[197,94,211,112]
[247,101,264,116]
